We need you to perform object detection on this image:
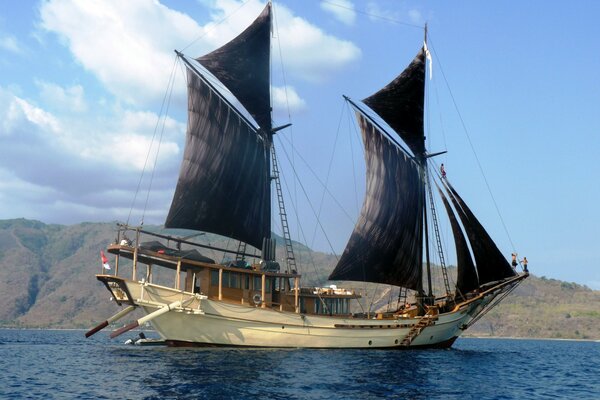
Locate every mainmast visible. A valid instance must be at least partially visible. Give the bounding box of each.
[421,23,434,304]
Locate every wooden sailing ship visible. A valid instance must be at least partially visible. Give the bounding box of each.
[86,3,528,348]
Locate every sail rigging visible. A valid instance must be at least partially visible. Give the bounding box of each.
[443,181,516,284]
[330,42,516,299]
[164,3,272,250]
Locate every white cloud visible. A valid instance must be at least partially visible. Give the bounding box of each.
[39,0,203,105]
[365,2,402,23]
[39,0,361,102]
[36,81,87,113]
[320,0,356,26]
[5,96,61,135]
[408,9,424,25]
[273,4,361,83]
[273,85,306,116]
[0,34,21,54]
[0,86,182,216]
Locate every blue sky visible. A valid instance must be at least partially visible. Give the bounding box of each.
[0,0,599,289]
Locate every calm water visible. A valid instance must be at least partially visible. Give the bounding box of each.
[0,329,598,399]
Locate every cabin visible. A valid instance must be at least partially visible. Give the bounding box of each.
[106,226,360,317]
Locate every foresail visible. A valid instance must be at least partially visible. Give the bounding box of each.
[197,3,272,131]
[436,184,479,295]
[164,67,270,250]
[362,47,426,156]
[444,182,516,284]
[328,114,423,289]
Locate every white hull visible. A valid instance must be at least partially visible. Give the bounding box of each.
[112,278,502,349]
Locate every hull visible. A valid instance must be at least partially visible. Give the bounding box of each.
[108,277,503,349]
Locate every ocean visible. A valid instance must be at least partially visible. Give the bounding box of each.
[1,329,598,399]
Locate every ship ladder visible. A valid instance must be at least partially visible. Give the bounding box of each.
[271,145,296,273]
[399,307,438,347]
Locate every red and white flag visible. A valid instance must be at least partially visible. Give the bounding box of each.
[100,250,111,270]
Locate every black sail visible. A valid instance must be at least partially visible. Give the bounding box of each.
[197,3,272,131]
[437,185,479,294]
[328,114,423,289]
[164,4,272,249]
[363,47,426,156]
[444,182,516,284]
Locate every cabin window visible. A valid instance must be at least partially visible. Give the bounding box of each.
[244,275,250,290]
[210,270,219,286]
[314,298,349,315]
[230,273,240,289]
[265,278,272,292]
[253,276,262,291]
[222,271,230,288]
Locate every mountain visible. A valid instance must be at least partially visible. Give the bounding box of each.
[0,219,598,340]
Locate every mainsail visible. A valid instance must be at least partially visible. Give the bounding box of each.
[164,4,272,250]
[329,46,428,290]
[328,114,423,290]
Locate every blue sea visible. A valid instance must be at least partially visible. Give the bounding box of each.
[0,329,598,399]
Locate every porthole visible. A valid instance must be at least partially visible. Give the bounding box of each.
[368,340,372,346]
[394,339,399,344]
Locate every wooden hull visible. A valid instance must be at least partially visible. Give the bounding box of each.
[101,276,516,349]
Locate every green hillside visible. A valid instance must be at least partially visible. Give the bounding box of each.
[0,219,598,340]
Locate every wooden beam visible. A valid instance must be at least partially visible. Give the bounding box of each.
[261,274,266,309]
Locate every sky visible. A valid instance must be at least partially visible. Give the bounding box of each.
[0,0,599,289]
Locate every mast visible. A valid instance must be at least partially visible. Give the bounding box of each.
[422,23,433,302]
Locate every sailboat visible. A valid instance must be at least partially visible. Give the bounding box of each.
[86,3,528,348]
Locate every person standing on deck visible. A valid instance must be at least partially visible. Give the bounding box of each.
[440,163,446,179]
[522,257,528,273]
[511,253,518,270]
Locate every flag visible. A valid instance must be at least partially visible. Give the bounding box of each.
[100,250,111,270]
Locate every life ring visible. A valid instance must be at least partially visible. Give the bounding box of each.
[253,294,262,305]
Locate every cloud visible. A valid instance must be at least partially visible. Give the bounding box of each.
[408,9,424,25]
[36,81,87,113]
[320,0,356,26]
[0,34,21,54]
[273,3,361,83]
[0,85,182,224]
[4,0,361,226]
[273,85,307,117]
[39,0,203,106]
[39,0,361,102]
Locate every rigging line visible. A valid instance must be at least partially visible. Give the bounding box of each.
[276,158,331,310]
[278,133,355,224]
[368,283,380,314]
[431,69,449,152]
[427,34,516,252]
[309,101,346,249]
[180,0,253,53]
[141,65,177,224]
[320,0,423,28]
[272,2,300,250]
[276,135,339,263]
[126,54,179,226]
